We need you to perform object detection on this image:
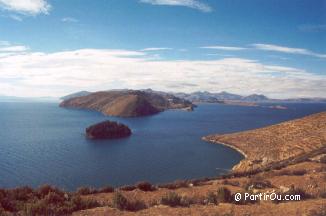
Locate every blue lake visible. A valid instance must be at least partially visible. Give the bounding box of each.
[0,102,325,191]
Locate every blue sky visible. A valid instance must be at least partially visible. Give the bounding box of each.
[0,0,325,98]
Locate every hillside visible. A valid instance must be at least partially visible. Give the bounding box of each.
[203,112,326,172]
[60,90,194,117]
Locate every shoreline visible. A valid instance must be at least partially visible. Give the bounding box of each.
[202,137,248,170]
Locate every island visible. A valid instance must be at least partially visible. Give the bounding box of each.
[60,89,194,117]
[86,121,131,140]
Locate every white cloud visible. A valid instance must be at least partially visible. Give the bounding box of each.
[0,46,325,99]
[140,0,212,12]
[252,43,326,59]
[201,46,246,51]
[141,47,173,51]
[0,0,51,15]
[61,17,78,23]
[0,45,29,52]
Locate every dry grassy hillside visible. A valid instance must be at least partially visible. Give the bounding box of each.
[203,112,326,171]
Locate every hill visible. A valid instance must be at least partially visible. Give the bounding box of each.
[60,90,194,117]
[203,111,326,172]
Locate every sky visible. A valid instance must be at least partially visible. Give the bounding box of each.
[0,0,325,99]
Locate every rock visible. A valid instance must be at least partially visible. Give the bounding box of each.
[86,121,131,140]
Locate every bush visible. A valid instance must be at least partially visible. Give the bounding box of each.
[245,177,272,190]
[112,192,128,210]
[319,155,326,163]
[160,192,184,207]
[76,187,97,195]
[216,187,232,203]
[112,192,146,211]
[43,192,65,205]
[98,186,114,193]
[119,185,136,191]
[222,180,240,187]
[37,185,64,198]
[9,186,34,201]
[291,169,307,176]
[136,182,155,192]
[158,180,189,189]
[206,191,218,205]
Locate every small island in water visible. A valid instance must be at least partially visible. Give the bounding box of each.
[86,121,132,140]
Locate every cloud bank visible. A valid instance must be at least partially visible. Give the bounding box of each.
[0,45,325,99]
[140,0,212,12]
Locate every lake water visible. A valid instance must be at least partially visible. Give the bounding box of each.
[0,102,325,191]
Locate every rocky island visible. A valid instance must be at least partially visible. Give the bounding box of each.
[60,89,194,117]
[86,121,131,140]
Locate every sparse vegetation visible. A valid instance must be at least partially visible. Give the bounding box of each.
[0,185,100,215]
[119,185,137,191]
[136,181,156,191]
[160,192,191,207]
[112,192,146,211]
[216,187,232,203]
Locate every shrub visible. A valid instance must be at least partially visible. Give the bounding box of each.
[291,169,307,176]
[9,186,34,201]
[112,192,129,210]
[317,189,326,198]
[43,192,65,205]
[126,199,147,211]
[158,180,189,190]
[160,192,183,207]
[98,186,114,193]
[245,178,272,190]
[136,181,155,191]
[319,155,326,163]
[112,192,146,211]
[206,191,218,205]
[308,205,326,216]
[76,187,97,195]
[222,179,240,187]
[216,187,232,203]
[37,185,64,198]
[119,185,136,191]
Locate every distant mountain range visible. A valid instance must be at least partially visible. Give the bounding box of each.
[172,91,326,103]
